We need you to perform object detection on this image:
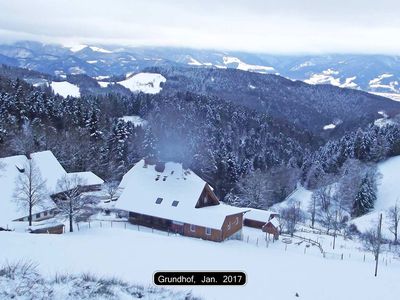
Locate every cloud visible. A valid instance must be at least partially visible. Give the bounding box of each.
[0,0,399,54]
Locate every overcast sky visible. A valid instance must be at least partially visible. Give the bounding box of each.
[0,0,399,54]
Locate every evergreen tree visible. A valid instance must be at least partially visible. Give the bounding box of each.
[352,170,377,217]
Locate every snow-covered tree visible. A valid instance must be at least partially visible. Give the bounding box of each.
[352,168,378,217]
[235,169,271,209]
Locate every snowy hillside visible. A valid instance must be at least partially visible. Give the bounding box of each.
[222,56,275,74]
[2,226,400,300]
[273,155,400,238]
[50,81,80,97]
[305,69,358,89]
[352,156,400,237]
[117,73,166,94]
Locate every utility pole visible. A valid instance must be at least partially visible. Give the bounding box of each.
[375,213,383,277]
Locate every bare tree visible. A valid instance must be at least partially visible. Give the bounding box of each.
[55,175,90,232]
[313,185,336,233]
[308,192,317,228]
[13,159,48,226]
[362,214,383,277]
[387,201,400,244]
[235,169,272,209]
[279,201,304,237]
[103,180,120,202]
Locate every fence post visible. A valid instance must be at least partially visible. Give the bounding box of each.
[152,227,154,233]
[341,254,343,260]
[247,236,249,243]
[363,254,366,262]
[285,244,287,251]
[111,221,113,228]
[124,223,126,229]
[100,221,102,228]
[256,238,259,247]
[137,224,139,231]
[77,223,80,231]
[89,221,91,229]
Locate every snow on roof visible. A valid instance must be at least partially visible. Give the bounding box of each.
[116,160,247,229]
[0,151,103,227]
[244,208,278,223]
[30,151,68,193]
[0,154,56,227]
[268,217,280,228]
[67,171,104,186]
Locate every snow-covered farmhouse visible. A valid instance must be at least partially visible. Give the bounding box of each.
[0,150,103,231]
[116,160,248,242]
[244,208,280,240]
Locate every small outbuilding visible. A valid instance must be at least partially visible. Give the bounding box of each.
[244,208,280,240]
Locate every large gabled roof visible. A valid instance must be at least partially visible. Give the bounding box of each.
[0,153,57,227]
[0,150,103,227]
[115,160,247,229]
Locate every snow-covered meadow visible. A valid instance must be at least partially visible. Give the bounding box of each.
[50,81,80,98]
[1,221,400,300]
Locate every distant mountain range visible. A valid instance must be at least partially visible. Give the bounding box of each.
[0,41,399,99]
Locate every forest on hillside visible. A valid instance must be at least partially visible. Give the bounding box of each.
[1,71,400,219]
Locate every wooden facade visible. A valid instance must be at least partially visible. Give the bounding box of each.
[262,222,280,240]
[127,185,244,242]
[243,219,266,229]
[129,211,243,242]
[244,212,280,240]
[195,184,219,208]
[29,224,64,234]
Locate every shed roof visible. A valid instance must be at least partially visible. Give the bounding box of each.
[244,208,278,223]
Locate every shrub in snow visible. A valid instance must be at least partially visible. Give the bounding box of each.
[0,261,202,300]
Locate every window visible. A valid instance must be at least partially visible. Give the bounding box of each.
[36,213,41,219]
[203,196,208,204]
[190,224,196,232]
[155,197,163,204]
[234,217,239,225]
[44,211,48,217]
[227,222,231,230]
[206,227,212,235]
[172,200,179,207]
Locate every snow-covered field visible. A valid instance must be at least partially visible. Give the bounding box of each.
[305,69,358,89]
[222,56,274,74]
[1,223,400,300]
[50,81,80,98]
[117,73,166,94]
[119,115,148,127]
